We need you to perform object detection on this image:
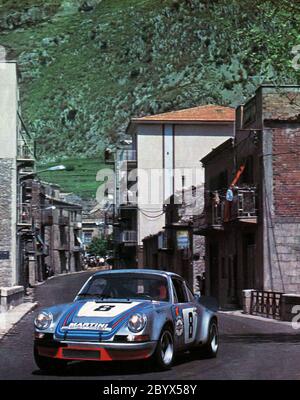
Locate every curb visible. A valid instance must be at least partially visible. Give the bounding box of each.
[0,302,38,341]
[218,309,293,327]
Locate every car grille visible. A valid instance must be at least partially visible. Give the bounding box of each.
[62,349,100,360]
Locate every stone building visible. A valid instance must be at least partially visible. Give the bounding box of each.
[197,85,300,309]
[0,61,35,311]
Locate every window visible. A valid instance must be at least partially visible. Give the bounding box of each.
[172,278,188,303]
[79,273,169,302]
[184,283,195,302]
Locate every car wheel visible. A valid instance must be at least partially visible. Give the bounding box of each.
[34,345,68,373]
[153,328,174,370]
[198,319,219,358]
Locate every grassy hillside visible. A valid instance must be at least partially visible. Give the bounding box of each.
[0,0,299,195]
[37,158,107,199]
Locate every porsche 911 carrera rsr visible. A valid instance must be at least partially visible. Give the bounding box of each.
[34,269,219,371]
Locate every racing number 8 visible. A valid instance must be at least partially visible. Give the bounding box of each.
[188,312,193,339]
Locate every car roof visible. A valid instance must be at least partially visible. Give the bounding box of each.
[93,269,182,279]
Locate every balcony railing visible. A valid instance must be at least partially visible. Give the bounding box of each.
[122,230,137,243]
[230,188,257,220]
[18,203,32,225]
[250,290,283,320]
[59,216,70,226]
[195,186,257,232]
[117,150,137,163]
[17,139,35,161]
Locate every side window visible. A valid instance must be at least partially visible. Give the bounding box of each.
[172,278,188,303]
[185,283,195,302]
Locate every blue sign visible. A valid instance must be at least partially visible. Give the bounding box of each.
[226,189,234,202]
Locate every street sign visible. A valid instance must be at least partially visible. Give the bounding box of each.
[0,251,10,260]
[176,231,189,250]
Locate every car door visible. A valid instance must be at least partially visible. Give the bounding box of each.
[171,277,198,349]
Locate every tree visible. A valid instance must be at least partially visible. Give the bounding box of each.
[87,237,108,257]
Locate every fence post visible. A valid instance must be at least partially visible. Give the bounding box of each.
[242,289,254,314]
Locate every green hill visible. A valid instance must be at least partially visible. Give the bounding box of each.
[0,0,299,194]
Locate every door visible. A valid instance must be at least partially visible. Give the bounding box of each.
[171,277,198,349]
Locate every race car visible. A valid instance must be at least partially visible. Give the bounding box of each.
[34,269,219,372]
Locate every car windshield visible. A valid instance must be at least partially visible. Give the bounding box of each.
[78,273,169,302]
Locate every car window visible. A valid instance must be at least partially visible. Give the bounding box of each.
[79,273,170,302]
[172,278,188,303]
[185,283,195,302]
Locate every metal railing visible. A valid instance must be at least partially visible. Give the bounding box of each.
[198,187,257,229]
[58,216,70,226]
[17,139,35,160]
[122,230,137,243]
[230,187,257,219]
[117,150,137,162]
[250,290,283,320]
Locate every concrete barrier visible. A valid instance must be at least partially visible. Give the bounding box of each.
[0,286,24,313]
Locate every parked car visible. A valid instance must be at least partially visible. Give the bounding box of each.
[33,269,219,372]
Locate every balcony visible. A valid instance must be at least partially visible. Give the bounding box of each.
[228,187,258,223]
[194,187,257,234]
[59,216,70,226]
[117,150,137,163]
[119,189,137,208]
[121,230,137,246]
[17,139,35,165]
[17,204,32,226]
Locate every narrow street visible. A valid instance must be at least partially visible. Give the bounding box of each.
[0,271,299,380]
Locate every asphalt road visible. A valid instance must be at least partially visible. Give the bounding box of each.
[0,270,300,380]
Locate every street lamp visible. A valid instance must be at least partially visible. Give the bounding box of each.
[19,165,66,181]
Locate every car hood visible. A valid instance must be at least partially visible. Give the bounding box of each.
[54,299,155,341]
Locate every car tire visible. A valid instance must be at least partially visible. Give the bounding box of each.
[152,328,174,370]
[196,319,219,358]
[34,345,68,373]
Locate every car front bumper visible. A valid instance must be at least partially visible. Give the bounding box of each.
[35,339,157,362]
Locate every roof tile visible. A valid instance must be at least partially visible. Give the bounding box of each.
[132,104,235,123]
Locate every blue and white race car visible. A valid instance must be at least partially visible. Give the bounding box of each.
[34,269,219,371]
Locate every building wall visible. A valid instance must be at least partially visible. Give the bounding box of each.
[0,159,16,286]
[137,124,164,245]
[0,63,17,159]
[261,86,300,293]
[174,123,234,184]
[136,122,234,249]
[0,63,18,288]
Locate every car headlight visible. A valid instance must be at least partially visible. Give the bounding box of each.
[34,312,53,330]
[128,313,147,333]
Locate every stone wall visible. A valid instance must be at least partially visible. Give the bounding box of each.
[0,159,14,287]
[264,221,300,293]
